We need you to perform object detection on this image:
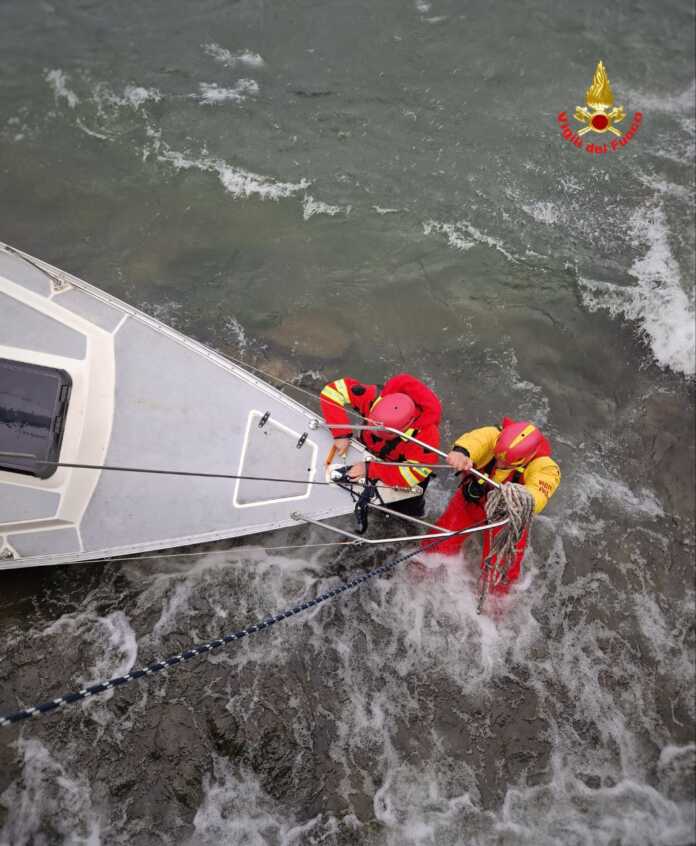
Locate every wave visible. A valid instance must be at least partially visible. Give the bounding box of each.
[521,200,561,225]
[42,71,312,209]
[578,204,695,377]
[302,195,350,220]
[203,43,265,68]
[190,756,324,845]
[197,80,259,104]
[1,494,692,845]
[152,136,310,201]
[623,81,695,116]
[1,739,103,844]
[625,82,695,165]
[99,84,162,109]
[423,218,517,262]
[45,68,79,108]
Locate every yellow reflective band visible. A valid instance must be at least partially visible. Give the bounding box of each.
[321,385,345,405]
[400,427,416,441]
[508,424,537,451]
[406,459,431,479]
[335,378,351,403]
[370,395,383,412]
[399,466,420,487]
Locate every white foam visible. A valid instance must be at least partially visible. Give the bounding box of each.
[623,81,695,116]
[495,760,692,846]
[72,611,138,730]
[302,195,350,220]
[624,82,695,164]
[223,316,250,354]
[198,80,259,104]
[423,220,474,251]
[558,175,583,194]
[75,118,110,140]
[0,739,102,845]
[565,468,664,520]
[293,368,324,384]
[150,580,200,642]
[191,757,322,845]
[632,593,696,720]
[122,85,162,108]
[2,511,691,844]
[522,201,561,225]
[372,205,401,214]
[45,69,79,108]
[578,204,695,377]
[138,299,184,328]
[635,171,694,203]
[203,43,266,68]
[374,763,478,844]
[155,141,310,201]
[658,743,696,771]
[92,82,162,111]
[651,135,696,167]
[423,219,517,261]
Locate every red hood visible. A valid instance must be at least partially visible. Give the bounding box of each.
[383,373,442,429]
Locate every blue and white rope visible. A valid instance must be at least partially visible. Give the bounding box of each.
[0,540,438,728]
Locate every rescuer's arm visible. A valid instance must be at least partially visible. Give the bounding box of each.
[451,426,500,469]
[320,378,378,440]
[521,456,561,513]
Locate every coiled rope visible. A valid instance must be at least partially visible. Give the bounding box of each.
[0,536,451,729]
[477,482,535,612]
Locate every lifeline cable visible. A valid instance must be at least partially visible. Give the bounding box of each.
[0,453,448,484]
[0,535,454,729]
[0,453,349,488]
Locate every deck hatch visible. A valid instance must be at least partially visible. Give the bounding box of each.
[0,358,72,479]
[234,410,317,507]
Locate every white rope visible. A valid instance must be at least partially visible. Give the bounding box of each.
[478,483,535,611]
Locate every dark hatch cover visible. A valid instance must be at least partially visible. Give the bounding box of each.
[0,358,72,479]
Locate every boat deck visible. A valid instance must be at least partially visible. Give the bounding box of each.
[0,244,375,570]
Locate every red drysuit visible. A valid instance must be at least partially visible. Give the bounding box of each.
[424,418,560,594]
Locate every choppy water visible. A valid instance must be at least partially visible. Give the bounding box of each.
[1,0,694,844]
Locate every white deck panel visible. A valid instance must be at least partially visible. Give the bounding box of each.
[0,242,381,570]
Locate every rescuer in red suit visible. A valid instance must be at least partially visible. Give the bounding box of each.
[319,373,442,516]
[421,418,561,593]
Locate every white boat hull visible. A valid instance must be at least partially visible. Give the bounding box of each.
[0,243,413,571]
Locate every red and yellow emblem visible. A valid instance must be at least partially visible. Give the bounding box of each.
[557,61,642,154]
[573,61,626,136]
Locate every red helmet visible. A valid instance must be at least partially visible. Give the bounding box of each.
[494,421,543,467]
[369,392,416,437]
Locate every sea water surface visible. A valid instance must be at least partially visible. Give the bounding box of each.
[0,1,694,844]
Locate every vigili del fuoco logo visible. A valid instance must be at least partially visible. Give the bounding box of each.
[557,61,642,154]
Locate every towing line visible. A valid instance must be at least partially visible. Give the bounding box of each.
[0,535,455,729]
